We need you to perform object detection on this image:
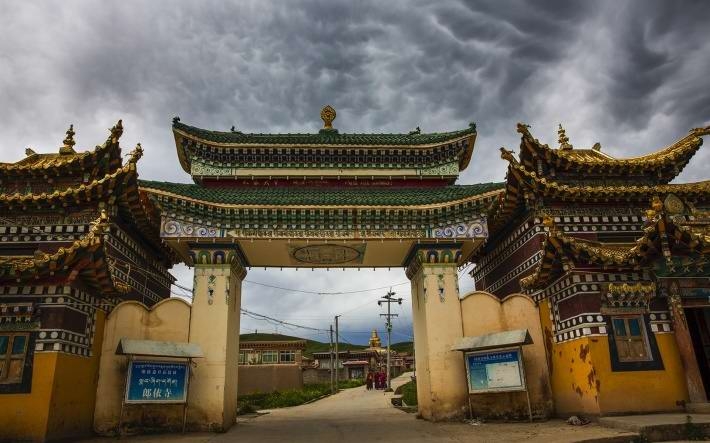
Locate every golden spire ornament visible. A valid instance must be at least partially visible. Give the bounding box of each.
[320,105,336,130]
[558,124,572,150]
[59,124,76,154]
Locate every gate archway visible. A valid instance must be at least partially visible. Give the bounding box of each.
[139,108,501,428]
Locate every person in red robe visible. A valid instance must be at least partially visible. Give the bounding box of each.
[366,371,374,390]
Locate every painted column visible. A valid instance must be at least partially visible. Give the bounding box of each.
[668,282,707,403]
[406,243,468,421]
[187,247,246,431]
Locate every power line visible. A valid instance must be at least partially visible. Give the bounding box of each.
[173,280,410,297]
[240,308,326,332]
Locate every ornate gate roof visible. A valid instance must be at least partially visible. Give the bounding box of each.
[172,106,477,184]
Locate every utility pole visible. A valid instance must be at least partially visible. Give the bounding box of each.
[378,289,402,391]
[329,324,334,394]
[335,315,341,391]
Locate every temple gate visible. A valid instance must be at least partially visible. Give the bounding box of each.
[138,107,500,425]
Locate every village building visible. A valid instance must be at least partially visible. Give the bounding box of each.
[237,334,306,394]
[309,349,378,381]
[307,330,405,381]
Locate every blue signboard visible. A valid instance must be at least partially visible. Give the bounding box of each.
[466,348,525,393]
[126,361,189,404]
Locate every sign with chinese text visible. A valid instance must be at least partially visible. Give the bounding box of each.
[125,361,189,404]
[465,348,525,394]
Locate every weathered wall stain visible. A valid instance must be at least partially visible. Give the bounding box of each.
[586,366,597,390]
[544,326,554,374]
[579,344,590,362]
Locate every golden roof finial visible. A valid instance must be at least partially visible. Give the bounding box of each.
[320,105,336,130]
[60,124,76,155]
[368,329,382,348]
[558,124,572,150]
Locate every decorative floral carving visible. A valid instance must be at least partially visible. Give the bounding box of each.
[420,162,458,176]
[162,218,219,238]
[191,161,230,177]
[600,281,655,314]
[432,218,487,239]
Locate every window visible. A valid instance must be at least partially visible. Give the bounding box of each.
[262,351,278,364]
[247,352,261,365]
[611,316,651,362]
[238,351,246,364]
[279,351,296,364]
[0,333,29,384]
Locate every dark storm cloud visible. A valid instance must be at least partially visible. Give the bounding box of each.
[1,0,709,342]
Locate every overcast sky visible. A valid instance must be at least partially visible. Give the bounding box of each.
[1,1,709,344]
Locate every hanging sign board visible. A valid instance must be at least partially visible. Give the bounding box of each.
[465,347,526,394]
[125,361,189,404]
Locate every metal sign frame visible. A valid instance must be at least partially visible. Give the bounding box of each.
[464,346,527,394]
[463,345,532,421]
[124,359,191,404]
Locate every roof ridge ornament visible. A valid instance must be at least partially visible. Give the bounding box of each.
[691,125,710,136]
[60,124,76,155]
[110,119,123,143]
[320,105,337,133]
[499,147,518,164]
[128,143,144,163]
[25,147,37,157]
[558,124,573,150]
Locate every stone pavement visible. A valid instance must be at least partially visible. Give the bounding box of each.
[80,373,638,443]
[600,413,710,441]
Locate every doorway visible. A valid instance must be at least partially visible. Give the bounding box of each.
[686,307,710,399]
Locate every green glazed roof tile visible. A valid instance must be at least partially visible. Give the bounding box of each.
[173,121,476,146]
[139,180,504,206]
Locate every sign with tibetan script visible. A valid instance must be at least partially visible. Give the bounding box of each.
[125,361,189,404]
[465,348,525,393]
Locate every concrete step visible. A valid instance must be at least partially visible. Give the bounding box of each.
[575,436,641,443]
[599,413,710,442]
[687,402,710,414]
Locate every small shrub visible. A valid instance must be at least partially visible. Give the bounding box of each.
[396,380,417,406]
[237,383,332,413]
[338,378,365,389]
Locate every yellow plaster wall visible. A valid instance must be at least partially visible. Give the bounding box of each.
[45,310,106,440]
[0,311,107,442]
[460,292,553,418]
[538,300,600,415]
[94,298,192,435]
[0,353,55,442]
[539,300,689,416]
[592,333,688,414]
